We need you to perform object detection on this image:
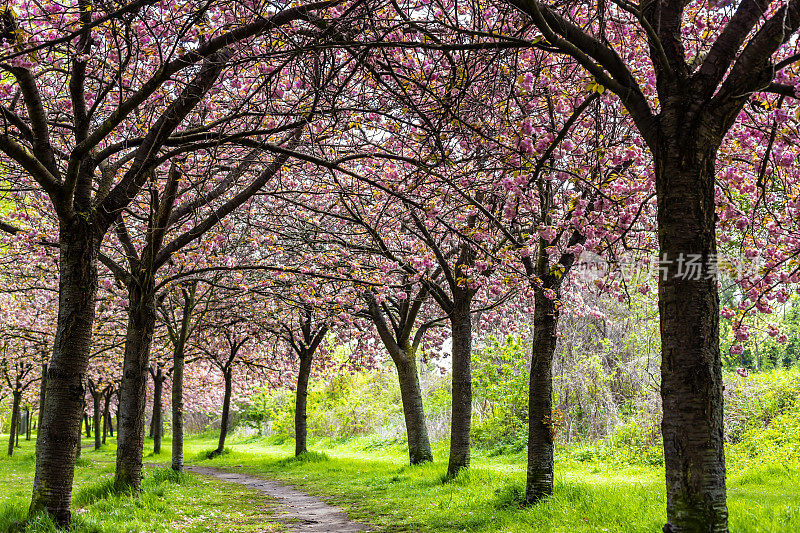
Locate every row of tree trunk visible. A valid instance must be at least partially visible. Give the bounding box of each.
[25,157,729,533]
[76,406,116,447]
[6,394,31,456]
[6,399,116,459]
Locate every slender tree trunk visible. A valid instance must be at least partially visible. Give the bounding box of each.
[102,393,111,445]
[115,282,157,489]
[172,348,185,471]
[152,373,163,454]
[295,354,313,456]
[29,221,99,527]
[655,136,727,532]
[216,369,233,454]
[8,391,21,456]
[447,302,473,478]
[364,289,434,466]
[36,363,47,436]
[171,289,193,472]
[92,392,102,450]
[84,413,90,438]
[395,353,433,464]
[526,284,560,503]
[26,407,31,441]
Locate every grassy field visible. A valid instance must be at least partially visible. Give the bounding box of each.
[175,433,799,533]
[0,434,283,533]
[1,431,798,532]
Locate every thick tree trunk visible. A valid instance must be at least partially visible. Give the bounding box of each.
[36,363,47,436]
[216,369,233,454]
[526,285,560,503]
[152,373,163,454]
[295,354,313,456]
[395,354,433,464]
[655,136,727,532]
[92,392,102,450]
[447,303,473,478]
[30,222,99,526]
[115,283,157,489]
[8,391,21,456]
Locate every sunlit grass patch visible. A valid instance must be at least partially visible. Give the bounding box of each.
[0,435,282,532]
[187,433,799,532]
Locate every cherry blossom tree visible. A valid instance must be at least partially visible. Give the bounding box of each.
[158,281,207,472]
[487,0,800,528]
[360,283,442,464]
[194,309,268,457]
[0,1,353,521]
[259,295,333,456]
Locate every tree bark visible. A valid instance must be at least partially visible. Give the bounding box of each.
[30,221,99,526]
[152,370,163,454]
[395,354,433,464]
[8,391,21,456]
[295,354,313,456]
[26,407,32,441]
[84,412,90,438]
[526,284,560,503]
[447,301,473,478]
[216,368,233,455]
[655,133,727,532]
[115,280,157,489]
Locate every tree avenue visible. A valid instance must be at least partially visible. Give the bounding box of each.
[0,0,798,532]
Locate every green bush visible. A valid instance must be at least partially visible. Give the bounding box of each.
[725,369,800,443]
[246,366,410,442]
[471,336,529,452]
[731,399,800,463]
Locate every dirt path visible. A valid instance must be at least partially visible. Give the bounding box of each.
[186,465,369,533]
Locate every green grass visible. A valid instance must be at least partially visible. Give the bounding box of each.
[0,434,284,532]
[176,433,800,533]
[2,431,798,531]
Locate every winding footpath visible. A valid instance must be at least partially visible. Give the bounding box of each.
[186,465,368,533]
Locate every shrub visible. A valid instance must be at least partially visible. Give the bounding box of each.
[725,369,800,443]
[731,399,800,462]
